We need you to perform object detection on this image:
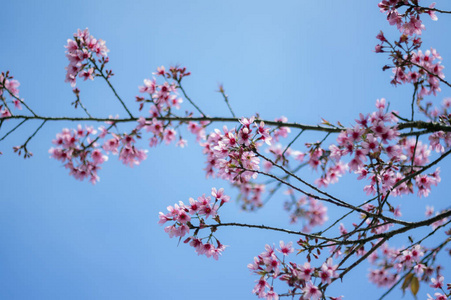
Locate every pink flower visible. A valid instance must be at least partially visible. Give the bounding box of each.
[430,276,444,289]
[176,210,191,224]
[263,254,280,277]
[163,128,177,144]
[79,68,94,81]
[154,66,166,76]
[298,262,313,281]
[176,138,188,148]
[277,241,294,256]
[91,149,108,165]
[139,78,156,94]
[256,121,272,145]
[266,288,278,300]
[211,187,230,204]
[158,212,171,225]
[427,293,448,300]
[252,278,269,298]
[238,126,252,146]
[427,3,438,21]
[302,282,322,300]
[199,203,218,219]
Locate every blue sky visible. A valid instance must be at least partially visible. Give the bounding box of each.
[1,1,450,299]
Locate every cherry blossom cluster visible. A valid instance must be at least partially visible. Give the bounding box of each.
[0,72,22,118]
[284,196,328,232]
[367,241,451,299]
[65,28,109,87]
[423,97,451,122]
[50,64,195,180]
[49,125,108,184]
[135,66,193,148]
[368,243,427,287]
[102,131,148,167]
[325,98,441,198]
[271,116,291,142]
[262,144,292,171]
[49,123,151,183]
[136,66,188,113]
[393,47,444,98]
[378,1,438,36]
[187,121,207,142]
[248,242,340,300]
[158,188,230,259]
[202,117,272,182]
[376,1,446,102]
[235,182,265,211]
[136,116,182,148]
[425,206,450,230]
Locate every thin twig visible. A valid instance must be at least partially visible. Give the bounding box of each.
[0,119,27,142]
[177,80,206,117]
[3,86,38,116]
[90,58,134,118]
[282,129,304,157]
[218,86,236,118]
[23,120,47,147]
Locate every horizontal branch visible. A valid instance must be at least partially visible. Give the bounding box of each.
[339,209,451,245]
[3,115,451,134]
[192,222,339,243]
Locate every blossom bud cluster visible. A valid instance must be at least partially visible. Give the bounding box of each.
[49,125,148,183]
[327,99,441,197]
[0,72,22,118]
[102,132,148,167]
[376,3,445,101]
[202,117,272,182]
[158,188,230,259]
[284,196,328,232]
[51,64,195,180]
[136,66,185,113]
[248,242,340,300]
[367,241,451,298]
[65,28,109,87]
[235,182,265,211]
[393,48,445,98]
[49,125,108,184]
[425,206,450,230]
[136,66,195,148]
[378,1,437,36]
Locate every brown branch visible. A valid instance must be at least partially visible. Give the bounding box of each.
[333,209,451,246]
[2,114,450,135]
[177,81,206,117]
[238,166,410,227]
[89,58,134,118]
[191,222,339,243]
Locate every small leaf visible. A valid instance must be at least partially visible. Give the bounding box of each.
[321,118,331,126]
[213,215,221,224]
[410,276,419,297]
[402,273,414,293]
